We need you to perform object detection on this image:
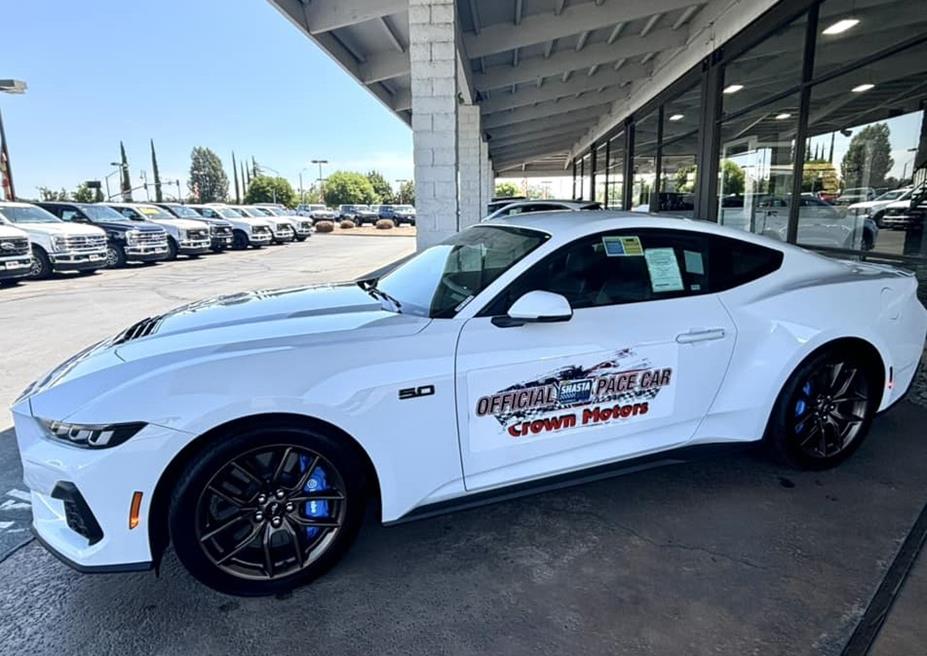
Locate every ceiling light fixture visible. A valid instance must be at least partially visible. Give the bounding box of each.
[822,18,859,35]
[775,113,792,120]
[723,84,744,94]
[851,83,874,93]
[668,113,684,121]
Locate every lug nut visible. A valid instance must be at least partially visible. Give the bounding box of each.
[271,517,282,528]
[285,502,294,512]
[275,489,286,500]
[255,511,264,522]
[257,494,267,504]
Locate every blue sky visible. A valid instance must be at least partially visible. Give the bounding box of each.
[0,0,413,200]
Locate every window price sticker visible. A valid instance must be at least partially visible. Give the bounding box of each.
[602,235,644,257]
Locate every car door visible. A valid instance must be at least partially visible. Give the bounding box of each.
[454,228,737,492]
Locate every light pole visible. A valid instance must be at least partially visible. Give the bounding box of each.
[395,178,409,204]
[311,159,328,199]
[104,161,127,200]
[0,79,27,200]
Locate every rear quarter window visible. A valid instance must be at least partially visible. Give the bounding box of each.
[707,234,783,291]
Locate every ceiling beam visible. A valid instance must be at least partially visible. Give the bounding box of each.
[463,0,699,58]
[358,50,410,83]
[473,27,685,91]
[479,65,648,113]
[482,88,628,129]
[485,107,607,139]
[492,135,579,158]
[304,0,406,34]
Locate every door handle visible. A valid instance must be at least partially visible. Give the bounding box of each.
[676,328,726,344]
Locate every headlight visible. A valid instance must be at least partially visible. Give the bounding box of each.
[39,418,147,449]
[125,229,140,243]
[52,236,68,252]
[179,229,189,239]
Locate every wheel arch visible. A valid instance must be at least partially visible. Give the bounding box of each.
[147,412,381,569]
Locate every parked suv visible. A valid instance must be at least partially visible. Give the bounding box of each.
[38,202,169,268]
[0,220,32,283]
[187,204,273,250]
[297,204,336,221]
[249,206,312,241]
[0,202,107,279]
[105,203,211,260]
[377,204,416,225]
[233,206,297,243]
[338,204,378,224]
[155,203,234,252]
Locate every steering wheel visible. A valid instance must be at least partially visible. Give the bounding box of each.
[440,277,472,301]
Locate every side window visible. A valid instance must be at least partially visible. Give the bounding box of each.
[201,209,216,218]
[60,209,80,222]
[116,208,138,219]
[706,235,783,291]
[481,229,720,316]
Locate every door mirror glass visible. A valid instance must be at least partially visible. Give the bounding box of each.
[494,290,572,327]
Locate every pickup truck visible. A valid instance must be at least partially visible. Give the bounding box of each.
[232,206,297,244]
[38,201,169,268]
[0,201,107,279]
[186,204,273,249]
[0,220,32,283]
[155,203,234,252]
[105,203,211,260]
[249,205,312,241]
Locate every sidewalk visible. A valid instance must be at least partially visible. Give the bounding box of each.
[871,546,927,654]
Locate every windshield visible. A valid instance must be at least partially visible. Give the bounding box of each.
[235,207,261,217]
[876,189,909,202]
[136,205,176,220]
[217,207,243,218]
[260,207,285,216]
[0,205,61,224]
[168,205,203,218]
[395,205,414,212]
[309,205,326,211]
[376,225,549,318]
[81,205,127,221]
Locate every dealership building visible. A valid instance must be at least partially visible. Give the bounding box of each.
[271,0,926,285]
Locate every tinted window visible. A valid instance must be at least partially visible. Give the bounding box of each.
[481,229,782,315]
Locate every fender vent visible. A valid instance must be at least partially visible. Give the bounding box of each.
[113,315,163,344]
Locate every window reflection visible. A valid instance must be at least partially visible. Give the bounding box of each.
[632,111,658,211]
[659,83,701,217]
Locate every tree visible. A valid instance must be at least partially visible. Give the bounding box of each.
[841,123,894,190]
[119,141,133,201]
[37,186,69,201]
[397,179,415,205]
[720,160,745,196]
[495,181,521,197]
[366,170,394,203]
[244,175,297,207]
[323,170,377,205]
[301,184,324,204]
[231,152,241,204]
[72,183,96,203]
[188,146,229,203]
[672,164,697,193]
[150,139,163,202]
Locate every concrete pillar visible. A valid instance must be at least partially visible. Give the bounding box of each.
[479,138,491,216]
[458,104,482,229]
[409,0,458,250]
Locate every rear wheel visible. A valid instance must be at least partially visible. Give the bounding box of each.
[169,425,367,596]
[166,237,179,261]
[765,348,879,469]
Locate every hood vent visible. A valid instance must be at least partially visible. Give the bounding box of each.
[112,315,163,344]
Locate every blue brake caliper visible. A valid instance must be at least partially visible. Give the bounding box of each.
[794,381,813,430]
[298,454,330,540]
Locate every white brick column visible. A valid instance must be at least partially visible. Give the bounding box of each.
[458,104,482,228]
[479,138,491,217]
[410,0,458,250]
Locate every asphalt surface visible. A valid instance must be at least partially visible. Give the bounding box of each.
[1,232,926,654]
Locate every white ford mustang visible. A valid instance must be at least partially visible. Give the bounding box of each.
[12,211,926,595]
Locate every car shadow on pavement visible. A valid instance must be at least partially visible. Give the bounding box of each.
[1,402,926,656]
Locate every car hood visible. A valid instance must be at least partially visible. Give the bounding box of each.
[21,283,430,420]
[0,225,29,238]
[14,222,105,237]
[148,218,208,230]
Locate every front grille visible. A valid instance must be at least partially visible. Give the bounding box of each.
[253,226,271,234]
[187,229,209,240]
[300,222,312,230]
[135,231,167,246]
[0,237,29,257]
[60,234,106,252]
[51,482,103,545]
[112,314,163,344]
[211,226,232,237]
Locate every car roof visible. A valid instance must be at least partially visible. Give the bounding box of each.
[483,209,795,251]
[0,201,38,208]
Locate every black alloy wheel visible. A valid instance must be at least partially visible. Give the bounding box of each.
[767,348,877,469]
[170,426,367,596]
[106,243,127,268]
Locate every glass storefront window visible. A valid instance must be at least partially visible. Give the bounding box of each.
[605,132,625,209]
[594,141,608,205]
[716,93,800,237]
[815,0,918,79]
[722,13,808,117]
[632,111,658,211]
[800,39,927,256]
[659,83,701,217]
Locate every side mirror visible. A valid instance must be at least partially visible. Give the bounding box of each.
[492,291,572,328]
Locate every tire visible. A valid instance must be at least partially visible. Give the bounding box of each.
[295,236,307,242]
[169,424,368,596]
[29,246,52,280]
[765,347,879,470]
[166,237,179,261]
[106,243,127,269]
[232,230,249,250]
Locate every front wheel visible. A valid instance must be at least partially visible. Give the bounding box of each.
[29,246,52,280]
[169,425,368,596]
[166,237,179,261]
[106,243,127,268]
[765,348,879,469]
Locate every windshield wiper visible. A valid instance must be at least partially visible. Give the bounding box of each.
[357,279,402,313]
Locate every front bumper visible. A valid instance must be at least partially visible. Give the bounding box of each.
[0,257,32,279]
[125,244,169,262]
[271,228,296,243]
[12,405,190,571]
[210,235,233,250]
[51,250,108,270]
[250,231,273,245]
[178,239,211,255]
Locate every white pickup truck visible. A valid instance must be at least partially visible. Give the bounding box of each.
[106,203,212,260]
[0,201,107,279]
[0,219,33,283]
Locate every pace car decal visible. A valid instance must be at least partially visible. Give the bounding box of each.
[468,347,676,450]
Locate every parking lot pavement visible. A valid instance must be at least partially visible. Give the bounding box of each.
[0,235,415,431]
[0,399,925,655]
